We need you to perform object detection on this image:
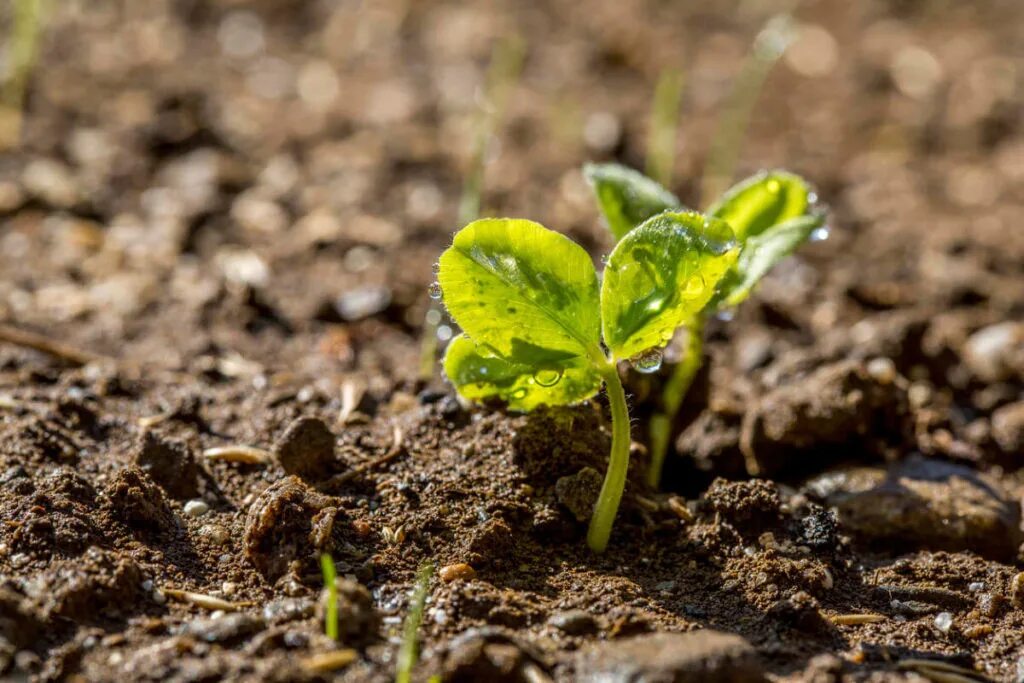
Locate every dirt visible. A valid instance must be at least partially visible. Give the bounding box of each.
[1,0,1023,681]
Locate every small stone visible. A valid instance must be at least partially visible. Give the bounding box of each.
[806,456,1022,561]
[576,630,766,682]
[263,597,315,624]
[548,609,598,636]
[1011,572,1024,608]
[439,563,476,583]
[962,322,1024,383]
[198,524,229,545]
[991,401,1024,455]
[934,611,953,633]
[184,500,210,517]
[333,286,392,322]
[865,357,897,384]
[555,467,603,522]
[275,417,336,482]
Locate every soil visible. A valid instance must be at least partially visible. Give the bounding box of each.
[1,0,1023,681]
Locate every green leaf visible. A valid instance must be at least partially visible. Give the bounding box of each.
[438,218,601,363]
[584,163,683,241]
[707,170,815,241]
[443,334,602,411]
[601,211,738,360]
[719,214,824,306]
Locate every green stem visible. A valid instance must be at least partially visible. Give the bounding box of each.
[647,320,704,488]
[587,363,632,553]
[319,553,338,641]
[645,67,685,188]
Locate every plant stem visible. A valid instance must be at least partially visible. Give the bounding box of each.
[587,363,632,553]
[1,0,45,149]
[395,561,434,683]
[645,67,685,188]
[320,553,339,641]
[699,13,796,205]
[646,319,704,488]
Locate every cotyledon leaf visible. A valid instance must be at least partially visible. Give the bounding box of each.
[601,211,738,360]
[584,163,684,241]
[707,170,815,241]
[443,334,602,411]
[718,214,824,306]
[438,218,602,362]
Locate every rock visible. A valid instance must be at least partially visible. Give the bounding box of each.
[575,630,766,683]
[962,322,1024,383]
[134,432,199,499]
[436,627,550,683]
[182,613,264,644]
[274,417,336,481]
[439,563,476,583]
[317,578,379,645]
[741,360,908,476]
[100,467,178,536]
[183,499,209,517]
[701,478,780,535]
[548,609,598,636]
[555,467,602,522]
[806,457,1023,561]
[991,401,1024,455]
[243,476,343,580]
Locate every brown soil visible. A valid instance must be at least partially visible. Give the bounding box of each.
[1,0,1023,681]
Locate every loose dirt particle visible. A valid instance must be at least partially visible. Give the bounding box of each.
[439,563,476,583]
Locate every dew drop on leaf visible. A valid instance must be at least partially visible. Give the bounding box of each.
[681,274,706,299]
[428,282,443,300]
[436,324,453,341]
[629,348,664,374]
[810,225,830,242]
[716,307,736,322]
[509,387,528,400]
[534,368,563,387]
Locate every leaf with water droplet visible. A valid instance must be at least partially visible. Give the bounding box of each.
[707,170,815,241]
[717,214,825,307]
[437,218,602,362]
[601,211,738,360]
[443,335,601,411]
[584,163,684,241]
[629,348,664,374]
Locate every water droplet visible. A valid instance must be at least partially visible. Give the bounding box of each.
[629,348,664,374]
[810,225,831,242]
[681,275,706,299]
[425,309,442,325]
[436,324,453,342]
[534,368,563,387]
[431,262,441,275]
[478,366,489,375]
[807,191,818,205]
[509,387,528,400]
[716,307,736,322]
[428,282,443,300]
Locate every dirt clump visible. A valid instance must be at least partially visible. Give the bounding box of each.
[274,416,338,482]
[99,466,179,537]
[134,431,200,499]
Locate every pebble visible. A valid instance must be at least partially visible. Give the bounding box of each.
[184,500,210,517]
[576,630,766,682]
[991,401,1024,455]
[865,357,897,384]
[262,597,315,624]
[439,563,476,583]
[274,417,336,482]
[806,456,1023,561]
[198,524,229,545]
[548,609,598,636]
[933,612,953,633]
[962,322,1024,383]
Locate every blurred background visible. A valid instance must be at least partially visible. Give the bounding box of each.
[0,0,1021,389]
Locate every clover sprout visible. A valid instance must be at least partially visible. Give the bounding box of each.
[585,162,824,488]
[437,216,738,552]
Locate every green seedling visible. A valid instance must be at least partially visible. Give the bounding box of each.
[645,67,685,187]
[320,553,339,641]
[585,163,824,488]
[1,0,46,148]
[395,562,434,683]
[438,215,738,552]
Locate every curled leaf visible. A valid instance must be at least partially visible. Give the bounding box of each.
[443,334,602,411]
[708,170,815,241]
[720,214,824,306]
[601,212,738,360]
[584,163,683,241]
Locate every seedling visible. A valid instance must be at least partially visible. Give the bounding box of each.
[585,163,824,487]
[1,0,46,148]
[320,553,339,641]
[438,215,739,552]
[395,562,434,683]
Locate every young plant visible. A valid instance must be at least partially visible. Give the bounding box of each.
[438,216,738,552]
[320,553,339,641]
[395,562,434,683]
[585,162,824,487]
